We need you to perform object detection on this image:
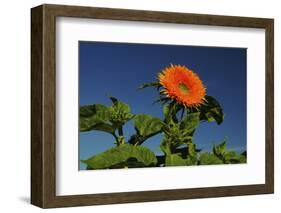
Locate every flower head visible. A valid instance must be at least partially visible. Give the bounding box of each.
[159,64,206,107]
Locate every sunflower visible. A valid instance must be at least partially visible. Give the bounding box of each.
[159,64,206,108]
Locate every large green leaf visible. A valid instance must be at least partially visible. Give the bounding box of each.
[80,98,134,134]
[199,96,224,125]
[129,114,164,145]
[79,104,115,133]
[80,104,96,117]
[80,104,110,120]
[81,122,116,134]
[199,153,223,165]
[134,114,164,137]
[82,144,157,169]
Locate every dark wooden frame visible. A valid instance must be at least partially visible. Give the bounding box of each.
[31,4,274,208]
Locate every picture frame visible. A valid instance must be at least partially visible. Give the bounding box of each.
[31,4,274,208]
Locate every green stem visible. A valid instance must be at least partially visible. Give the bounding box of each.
[118,126,124,136]
[112,133,118,141]
[112,133,120,146]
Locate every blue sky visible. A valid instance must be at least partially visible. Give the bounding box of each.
[79,41,247,170]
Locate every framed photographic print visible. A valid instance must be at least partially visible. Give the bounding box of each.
[31,4,274,208]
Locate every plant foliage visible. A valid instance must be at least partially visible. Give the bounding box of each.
[80,69,246,169]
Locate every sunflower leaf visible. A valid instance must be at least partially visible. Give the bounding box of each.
[80,98,134,134]
[80,104,110,120]
[128,114,164,145]
[134,114,164,136]
[79,104,115,134]
[82,144,157,169]
[199,96,224,125]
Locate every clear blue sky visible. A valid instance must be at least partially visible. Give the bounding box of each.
[79,41,247,170]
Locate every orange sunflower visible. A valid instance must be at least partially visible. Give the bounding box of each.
[159,64,206,108]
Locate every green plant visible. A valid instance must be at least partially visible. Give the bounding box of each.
[80,97,164,169]
[81,64,246,169]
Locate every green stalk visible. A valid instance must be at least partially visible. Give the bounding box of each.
[112,133,120,146]
[112,133,118,141]
[118,126,124,136]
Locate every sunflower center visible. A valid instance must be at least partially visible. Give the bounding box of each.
[178,83,189,94]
